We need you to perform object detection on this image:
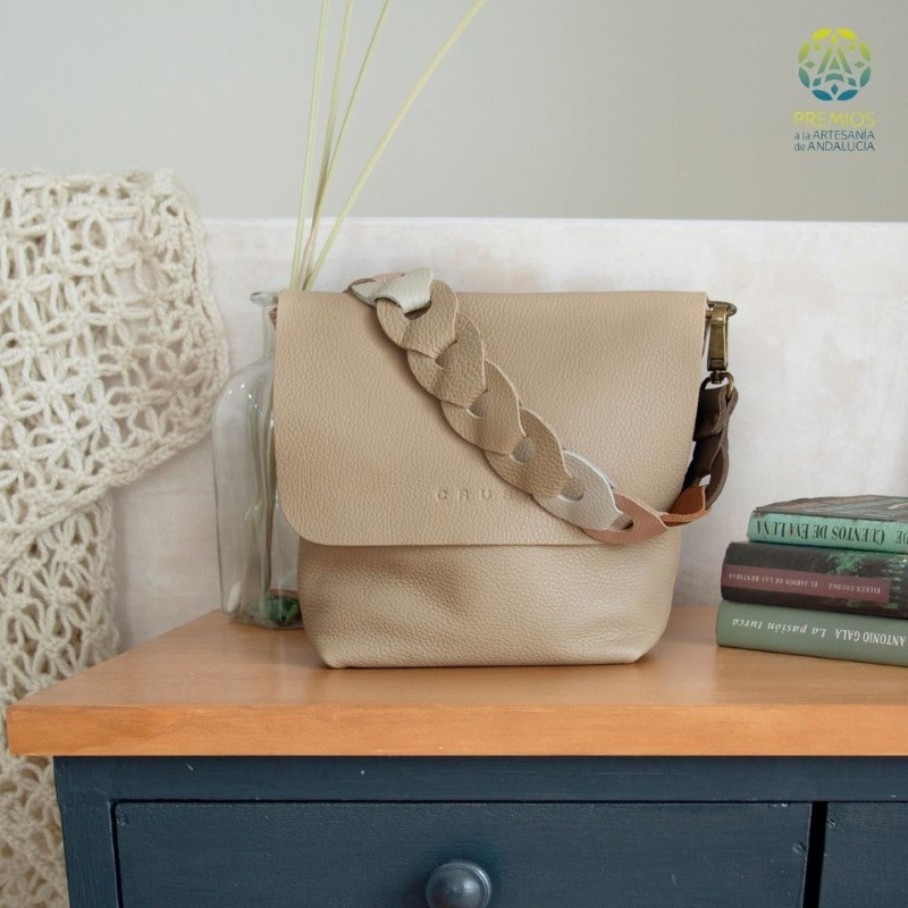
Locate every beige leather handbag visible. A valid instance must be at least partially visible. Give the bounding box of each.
[274,269,736,667]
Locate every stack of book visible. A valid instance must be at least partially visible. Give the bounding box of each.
[715,495,908,666]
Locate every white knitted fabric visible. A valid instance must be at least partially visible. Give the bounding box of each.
[0,500,116,906]
[0,171,229,907]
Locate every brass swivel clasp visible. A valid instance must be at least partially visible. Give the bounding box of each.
[705,300,737,396]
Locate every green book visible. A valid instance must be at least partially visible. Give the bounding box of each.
[716,600,908,667]
[747,495,908,555]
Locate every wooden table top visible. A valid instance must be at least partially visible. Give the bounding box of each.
[8,606,908,758]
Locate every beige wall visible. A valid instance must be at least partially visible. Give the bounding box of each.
[2,0,904,220]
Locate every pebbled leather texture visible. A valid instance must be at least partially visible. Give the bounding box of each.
[275,288,706,546]
[274,283,707,667]
[298,536,680,668]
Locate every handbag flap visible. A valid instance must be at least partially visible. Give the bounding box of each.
[274,287,707,546]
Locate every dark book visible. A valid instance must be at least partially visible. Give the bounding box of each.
[721,541,908,619]
[716,600,908,668]
[747,495,908,554]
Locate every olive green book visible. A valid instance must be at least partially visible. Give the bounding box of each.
[716,600,908,667]
[746,495,908,554]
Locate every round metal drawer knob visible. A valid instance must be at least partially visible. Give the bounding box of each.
[424,860,493,908]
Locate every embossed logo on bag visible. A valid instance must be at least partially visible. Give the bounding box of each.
[434,488,515,503]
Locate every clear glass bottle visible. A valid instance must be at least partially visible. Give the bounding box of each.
[211,292,301,628]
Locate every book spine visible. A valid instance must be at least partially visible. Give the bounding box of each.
[721,542,908,619]
[715,600,908,667]
[747,512,908,554]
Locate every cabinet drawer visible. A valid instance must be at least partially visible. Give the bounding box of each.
[115,801,808,907]
[819,803,908,908]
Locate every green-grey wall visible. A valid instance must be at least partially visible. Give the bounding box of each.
[1,0,903,220]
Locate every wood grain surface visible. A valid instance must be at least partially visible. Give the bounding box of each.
[8,606,908,757]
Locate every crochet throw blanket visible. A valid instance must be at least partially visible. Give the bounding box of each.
[0,171,228,906]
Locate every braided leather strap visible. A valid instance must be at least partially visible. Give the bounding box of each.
[350,270,719,545]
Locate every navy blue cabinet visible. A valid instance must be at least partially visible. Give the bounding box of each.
[54,756,908,908]
[114,801,809,908]
[10,610,907,908]
[818,803,908,908]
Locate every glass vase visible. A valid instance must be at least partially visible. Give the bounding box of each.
[212,292,301,628]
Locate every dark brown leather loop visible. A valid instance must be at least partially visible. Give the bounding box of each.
[683,381,739,506]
